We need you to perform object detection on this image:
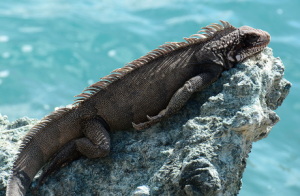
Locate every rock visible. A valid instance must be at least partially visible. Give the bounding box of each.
[0,47,291,196]
[0,115,39,193]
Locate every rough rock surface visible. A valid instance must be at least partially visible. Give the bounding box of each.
[0,47,291,196]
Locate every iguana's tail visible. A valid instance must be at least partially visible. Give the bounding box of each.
[6,107,84,196]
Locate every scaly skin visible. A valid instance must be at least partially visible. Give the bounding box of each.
[6,20,270,196]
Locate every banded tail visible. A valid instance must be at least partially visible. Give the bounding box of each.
[6,107,83,195]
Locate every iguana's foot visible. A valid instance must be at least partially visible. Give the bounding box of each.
[132,119,157,131]
[132,110,168,130]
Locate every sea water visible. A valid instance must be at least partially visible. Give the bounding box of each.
[0,0,299,195]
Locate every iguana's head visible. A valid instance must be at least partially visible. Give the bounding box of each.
[193,21,271,69]
[220,25,270,69]
[233,26,270,63]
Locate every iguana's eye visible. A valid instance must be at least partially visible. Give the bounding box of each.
[246,34,259,42]
[244,34,259,47]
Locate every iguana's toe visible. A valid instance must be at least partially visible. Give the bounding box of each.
[146,115,152,120]
[132,121,153,131]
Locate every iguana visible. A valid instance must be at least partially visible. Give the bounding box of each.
[6,20,270,196]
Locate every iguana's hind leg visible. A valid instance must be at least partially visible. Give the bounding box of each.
[33,118,110,192]
[133,67,223,131]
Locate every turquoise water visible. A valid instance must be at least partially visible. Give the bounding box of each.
[0,0,299,195]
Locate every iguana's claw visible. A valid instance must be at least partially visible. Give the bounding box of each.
[132,122,138,130]
[132,122,149,131]
[146,115,153,121]
[132,112,167,130]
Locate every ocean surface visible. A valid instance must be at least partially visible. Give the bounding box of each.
[0,0,299,195]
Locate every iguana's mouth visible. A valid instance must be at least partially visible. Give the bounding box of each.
[245,41,270,54]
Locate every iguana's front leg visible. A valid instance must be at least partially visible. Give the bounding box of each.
[33,118,110,192]
[132,65,223,131]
